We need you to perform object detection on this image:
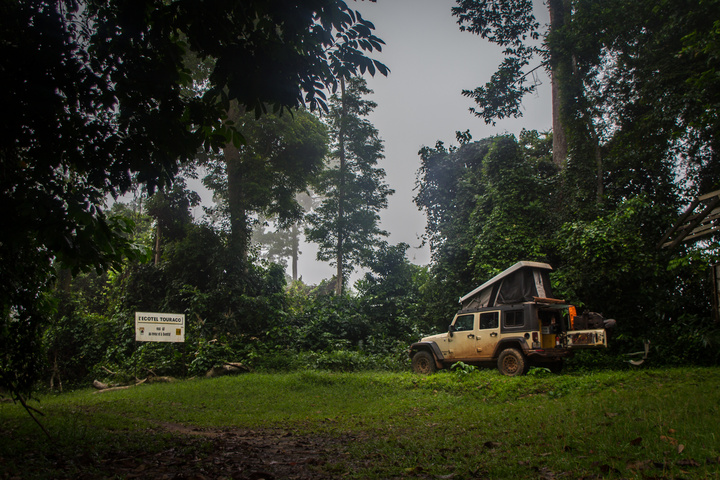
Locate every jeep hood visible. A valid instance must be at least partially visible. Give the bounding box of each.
[420,332,448,343]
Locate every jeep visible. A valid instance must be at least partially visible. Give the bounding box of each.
[409,261,616,376]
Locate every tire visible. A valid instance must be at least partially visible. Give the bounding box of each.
[497,348,527,376]
[411,351,437,375]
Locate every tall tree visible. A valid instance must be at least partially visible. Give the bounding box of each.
[573,0,720,198]
[252,193,317,281]
[452,0,608,216]
[220,108,328,265]
[306,77,394,294]
[414,134,497,327]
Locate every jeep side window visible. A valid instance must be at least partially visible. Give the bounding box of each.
[479,312,498,329]
[454,314,475,332]
[504,310,524,327]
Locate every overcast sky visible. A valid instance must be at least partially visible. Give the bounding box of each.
[291,0,554,285]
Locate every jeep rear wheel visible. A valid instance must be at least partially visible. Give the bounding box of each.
[411,351,437,375]
[497,348,526,376]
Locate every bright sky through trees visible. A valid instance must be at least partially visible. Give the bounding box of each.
[292,0,552,285]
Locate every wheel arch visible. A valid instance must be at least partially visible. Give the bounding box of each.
[410,342,444,369]
[492,337,530,359]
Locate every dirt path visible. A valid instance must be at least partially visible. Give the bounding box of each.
[97,424,351,480]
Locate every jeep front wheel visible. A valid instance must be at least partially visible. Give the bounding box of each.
[497,348,526,376]
[411,351,437,374]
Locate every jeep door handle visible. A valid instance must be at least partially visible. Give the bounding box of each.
[490,332,498,337]
[467,334,475,339]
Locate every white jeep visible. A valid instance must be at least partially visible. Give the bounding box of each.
[409,262,616,376]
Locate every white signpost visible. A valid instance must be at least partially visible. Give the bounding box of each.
[135,312,185,343]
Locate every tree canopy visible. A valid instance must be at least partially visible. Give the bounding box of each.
[453,0,720,210]
[203,108,329,263]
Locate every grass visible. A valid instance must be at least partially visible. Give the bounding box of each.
[1,367,720,478]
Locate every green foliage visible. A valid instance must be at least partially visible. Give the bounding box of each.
[188,339,235,377]
[146,177,201,243]
[450,361,477,375]
[308,349,368,372]
[130,342,187,378]
[577,0,720,195]
[44,310,115,389]
[355,242,427,337]
[469,134,557,278]
[250,195,316,280]
[550,196,718,365]
[414,133,557,328]
[73,206,295,381]
[526,366,552,376]
[413,123,720,371]
[452,0,720,217]
[289,294,367,351]
[205,108,329,261]
[553,196,665,312]
[35,188,431,384]
[452,0,541,124]
[654,313,720,367]
[414,137,492,327]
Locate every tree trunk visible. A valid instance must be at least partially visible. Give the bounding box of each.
[547,0,572,169]
[290,223,299,282]
[224,100,250,265]
[550,69,568,168]
[335,77,347,296]
[50,351,62,392]
[154,223,161,266]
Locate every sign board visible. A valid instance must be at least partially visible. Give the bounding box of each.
[135,312,185,343]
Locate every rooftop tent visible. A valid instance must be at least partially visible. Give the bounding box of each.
[459,261,557,310]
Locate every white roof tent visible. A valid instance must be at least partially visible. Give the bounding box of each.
[459,261,561,311]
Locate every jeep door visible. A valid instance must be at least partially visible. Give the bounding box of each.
[447,313,478,361]
[475,311,500,359]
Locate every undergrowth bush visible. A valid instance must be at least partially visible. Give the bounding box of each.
[250,346,409,373]
[188,338,236,376]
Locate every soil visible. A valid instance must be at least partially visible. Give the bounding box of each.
[131,423,347,480]
[4,423,355,480]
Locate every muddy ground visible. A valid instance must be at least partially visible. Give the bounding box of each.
[3,423,356,480]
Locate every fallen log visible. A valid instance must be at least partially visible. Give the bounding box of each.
[205,362,249,378]
[92,379,109,390]
[92,378,147,393]
[94,385,132,393]
[146,376,175,383]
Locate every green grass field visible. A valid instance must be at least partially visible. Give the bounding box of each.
[2,367,719,479]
